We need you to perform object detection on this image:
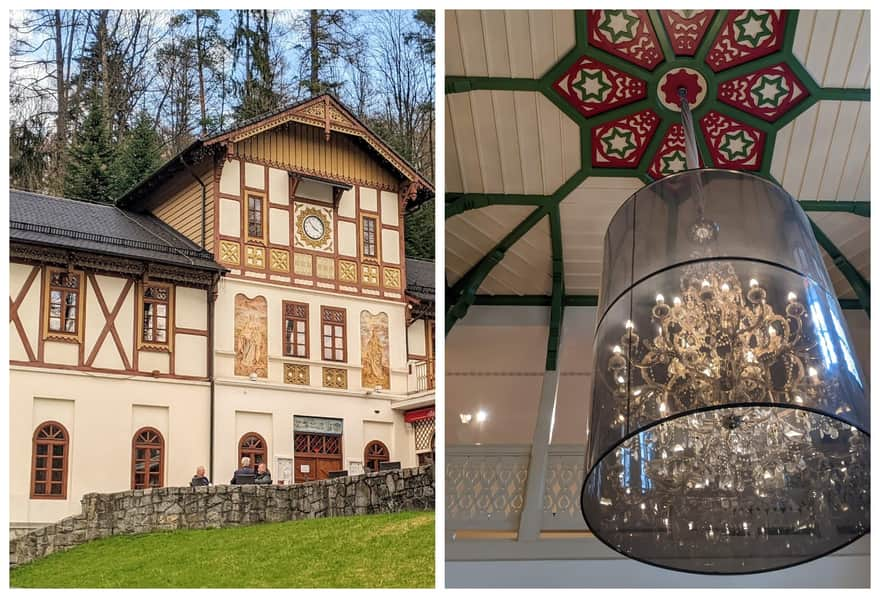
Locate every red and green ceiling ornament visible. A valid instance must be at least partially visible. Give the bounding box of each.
[659,10,716,56]
[549,9,809,179]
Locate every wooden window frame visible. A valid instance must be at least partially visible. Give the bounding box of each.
[294,432,343,457]
[131,427,165,490]
[138,281,174,352]
[361,215,379,261]
[42,267,85,343]
[239,432,268,466]
[245,191,267,244]
[320,306,347,363]
[364,440,390,473]
[283,301,309,358]
[31,421,69,500]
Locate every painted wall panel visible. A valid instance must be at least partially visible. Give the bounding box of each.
[175,287,207,330]
[245,162,264,189]
[219,159,241,196]
[175,335,208,378]
[219,198,241,237]
[380,191,399,226]
[268,167,289,206]
[338,221,358,257]
[269,208,290,246]
[338,187,356,218]
[360,187,378,212]
[381,229,400,264]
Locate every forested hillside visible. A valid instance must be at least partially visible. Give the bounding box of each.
[10,9,435,258]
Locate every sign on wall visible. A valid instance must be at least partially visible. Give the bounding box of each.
[294,415,343,436]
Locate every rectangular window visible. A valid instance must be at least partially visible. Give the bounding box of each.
[142,284,172,346]
[321,306,346,362]
[46,269,81,337]
[247,194,264,240]
[283,301,309,358]
[362,216,377,258]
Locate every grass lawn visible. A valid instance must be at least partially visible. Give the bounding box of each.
[10,511,434,589]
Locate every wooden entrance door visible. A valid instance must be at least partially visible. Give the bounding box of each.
[294,432,342,482]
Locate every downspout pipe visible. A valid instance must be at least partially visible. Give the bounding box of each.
[207,273,218,481]
[180,156,207,250]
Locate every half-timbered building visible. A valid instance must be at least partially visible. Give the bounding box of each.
[10,93,434,530]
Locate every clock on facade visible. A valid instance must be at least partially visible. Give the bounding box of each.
[303,214,325,240]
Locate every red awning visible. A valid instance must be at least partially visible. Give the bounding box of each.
[405,407,435,423]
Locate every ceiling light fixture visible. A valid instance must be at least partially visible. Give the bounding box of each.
[581,87,869,575]
[476,410,488,423]
[459,413,472,424]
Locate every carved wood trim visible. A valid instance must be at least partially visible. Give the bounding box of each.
[84,274,134,369]
[10,265,40,362]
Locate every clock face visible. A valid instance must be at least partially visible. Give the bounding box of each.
[303,215,325,240]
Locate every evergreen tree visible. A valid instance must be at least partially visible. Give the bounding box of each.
[231,10,283,120]
[404,199,434,260]
[63,91,115,202]
[110,111,163,199]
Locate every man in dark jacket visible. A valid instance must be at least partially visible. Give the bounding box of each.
[230,457,256,484]
[254,462,273,484]
[190,466,211,487]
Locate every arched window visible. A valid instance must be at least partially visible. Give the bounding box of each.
[131,427,164,489]
[31,421,69,499]
[239,433,267,466]
[364,440,389,473]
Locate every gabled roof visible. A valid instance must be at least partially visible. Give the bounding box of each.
[11,189,224,272]
[406,257,435,303]
[119,94,434,211]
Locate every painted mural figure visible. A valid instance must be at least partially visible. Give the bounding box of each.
[361,311,390,389]
[234,294,268,377]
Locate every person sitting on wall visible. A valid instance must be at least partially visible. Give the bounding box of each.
[230,457,256,484]
[190,465,211,487]
[254,462,273,485]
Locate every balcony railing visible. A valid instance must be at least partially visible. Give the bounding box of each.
[410,358,435,392]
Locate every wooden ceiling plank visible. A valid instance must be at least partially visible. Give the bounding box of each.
[457,10,489,77]
[493,91,526,194]
[854,149,870,202]
[799,101,839,199]
[515,92,545,195]
[806,10,838,86]
[529,11,557,79]
[770,117,794,184]
[818,101,861,200]
[823,10,861,88]
[505,11,535,78]
[445,101,464,194]
[448,93,484,193]
[553,11,576,68]
[470,91,505,194]
[780,102,819,197]
[836,102,870,200]
[791,10,816,73]
[483,10,512,78]
[536,95,564,194]
[446,11,466,77]
[843,11,869,88]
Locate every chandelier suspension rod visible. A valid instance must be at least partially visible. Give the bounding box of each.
[678,87,700,171]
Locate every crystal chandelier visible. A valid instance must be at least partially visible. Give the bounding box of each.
[581,92,869,574]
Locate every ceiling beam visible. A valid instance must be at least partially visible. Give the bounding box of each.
[446,76,540,94]
[809,217,870,316]
[446,206,550,334]
[446,193,548,219]
[546,206,564,371]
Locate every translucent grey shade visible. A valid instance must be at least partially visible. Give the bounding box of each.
[582,170,870,574]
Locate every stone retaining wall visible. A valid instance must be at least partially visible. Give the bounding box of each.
[10,465,433,567]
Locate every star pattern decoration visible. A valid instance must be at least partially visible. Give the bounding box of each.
[572,70,611,103]
[752,75,789,108]
[547,9,822,179]
[602,129,637,158]
[661,150,688,174]
[719,130,755,161]
[599,10,639,43]
[734,10,773,48]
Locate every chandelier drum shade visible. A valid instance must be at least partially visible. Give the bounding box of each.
[582,169,869,574]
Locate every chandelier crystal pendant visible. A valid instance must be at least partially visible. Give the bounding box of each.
[581,92,870,574]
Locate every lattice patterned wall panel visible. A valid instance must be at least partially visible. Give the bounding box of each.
[414,418,435,451]
[446,447,529,531]
[541,446,588,531]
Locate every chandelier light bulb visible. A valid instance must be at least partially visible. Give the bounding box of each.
[584,170,867,575]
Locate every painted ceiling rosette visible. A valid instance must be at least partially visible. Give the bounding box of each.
[552,9,812,180]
